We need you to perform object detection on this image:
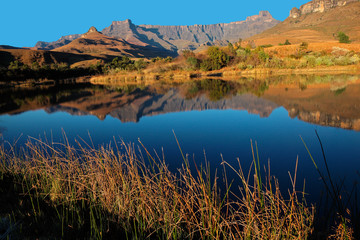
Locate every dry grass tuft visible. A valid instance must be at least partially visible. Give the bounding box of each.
[0,137,316,239]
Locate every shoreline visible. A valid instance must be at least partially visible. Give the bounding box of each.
[89,65,360,85]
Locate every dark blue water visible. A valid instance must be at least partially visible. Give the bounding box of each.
[1,77,360,203]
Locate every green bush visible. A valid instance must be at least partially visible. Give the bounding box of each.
[338,32,350,43]
[303,55,316,67]
[134,59,148,71]
[207,46,230,70]
[186,57,200,70]
[200,59,213,71]
[237,62,247,70]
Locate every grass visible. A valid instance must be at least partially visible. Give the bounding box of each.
[0,134,356,239]
[301,131,359,239]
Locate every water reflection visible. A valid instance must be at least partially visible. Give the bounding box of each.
[1,74,360,130]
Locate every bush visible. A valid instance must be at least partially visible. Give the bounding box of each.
[182,50,195,59]
[207,46,230,70]
[134,59,148,71]
[300,42,309,50]
[338,32,350,43]
[186,57,200,70]
[334,56,352,65]
[200,59,213,71]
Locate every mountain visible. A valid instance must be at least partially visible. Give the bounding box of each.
[53,27,176,58]
[34,34,82,50]
[3,76,360,131]
[34,11,280,54]
[248,0,360,45]
[46,89,279,122]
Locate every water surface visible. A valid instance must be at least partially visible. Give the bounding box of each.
[1,75,360,202]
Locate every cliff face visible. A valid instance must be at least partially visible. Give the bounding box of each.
[34,11,280,54]
[290,0,358,18]
[137,11,278,46]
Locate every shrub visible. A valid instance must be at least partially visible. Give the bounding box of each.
[334,56,352,65]
[182,50,195,59]
[207,46,230,70]
[200,59,213,71]
[349,54,360,64]
[134,59,148,71]
[300,42,309,51]
[237,62,247,70]
[338,32,350,43]
[186,57,200,70]
[303,55,316,67]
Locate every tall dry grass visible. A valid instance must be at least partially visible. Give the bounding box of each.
[0,136,315,239]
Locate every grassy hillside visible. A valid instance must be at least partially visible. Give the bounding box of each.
[248,2,360,45]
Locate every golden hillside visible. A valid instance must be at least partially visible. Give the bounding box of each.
[248,1,360,45]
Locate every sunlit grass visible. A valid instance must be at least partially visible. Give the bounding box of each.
[0,134,353,239]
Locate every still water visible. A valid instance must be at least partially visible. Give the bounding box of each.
[1,75,360,202]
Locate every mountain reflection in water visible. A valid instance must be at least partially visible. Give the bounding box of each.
[1,75,360,130]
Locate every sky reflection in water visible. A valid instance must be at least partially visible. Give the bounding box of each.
[1,76,360,202]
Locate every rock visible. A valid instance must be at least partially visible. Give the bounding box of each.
[289,0,357,18]
[290,7,301,18]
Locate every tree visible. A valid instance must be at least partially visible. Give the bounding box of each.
[338,32,350,43]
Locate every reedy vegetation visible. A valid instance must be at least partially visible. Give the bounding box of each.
[0,136,315,239]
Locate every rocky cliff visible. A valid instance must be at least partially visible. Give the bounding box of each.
[35,11,280,54]
[289,0,358,18]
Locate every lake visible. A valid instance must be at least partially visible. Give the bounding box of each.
[1,74,360,203]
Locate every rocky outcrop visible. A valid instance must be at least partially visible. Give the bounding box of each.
[35,11,280,54]
[289,0,358,18]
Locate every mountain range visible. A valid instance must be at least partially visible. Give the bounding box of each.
[2,0,360,68]
[34,11,280,54]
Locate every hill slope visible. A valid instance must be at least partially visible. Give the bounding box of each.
[248,1,360,45]
[0,48,100,68]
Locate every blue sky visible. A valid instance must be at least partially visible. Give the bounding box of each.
[1,0,309,47]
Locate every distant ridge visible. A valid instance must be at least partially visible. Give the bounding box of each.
[34,11,280,54]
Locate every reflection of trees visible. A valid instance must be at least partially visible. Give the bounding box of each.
[184,79,231,101]
[183,78,270,101]
[0,83,93,114]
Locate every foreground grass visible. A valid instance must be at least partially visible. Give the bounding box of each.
[0,137,353,239]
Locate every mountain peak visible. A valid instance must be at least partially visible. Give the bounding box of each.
[245,11,274,22]
[87,26,98,33]
[111,19,133,26]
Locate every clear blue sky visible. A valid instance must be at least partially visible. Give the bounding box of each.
[1,0,309,47]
